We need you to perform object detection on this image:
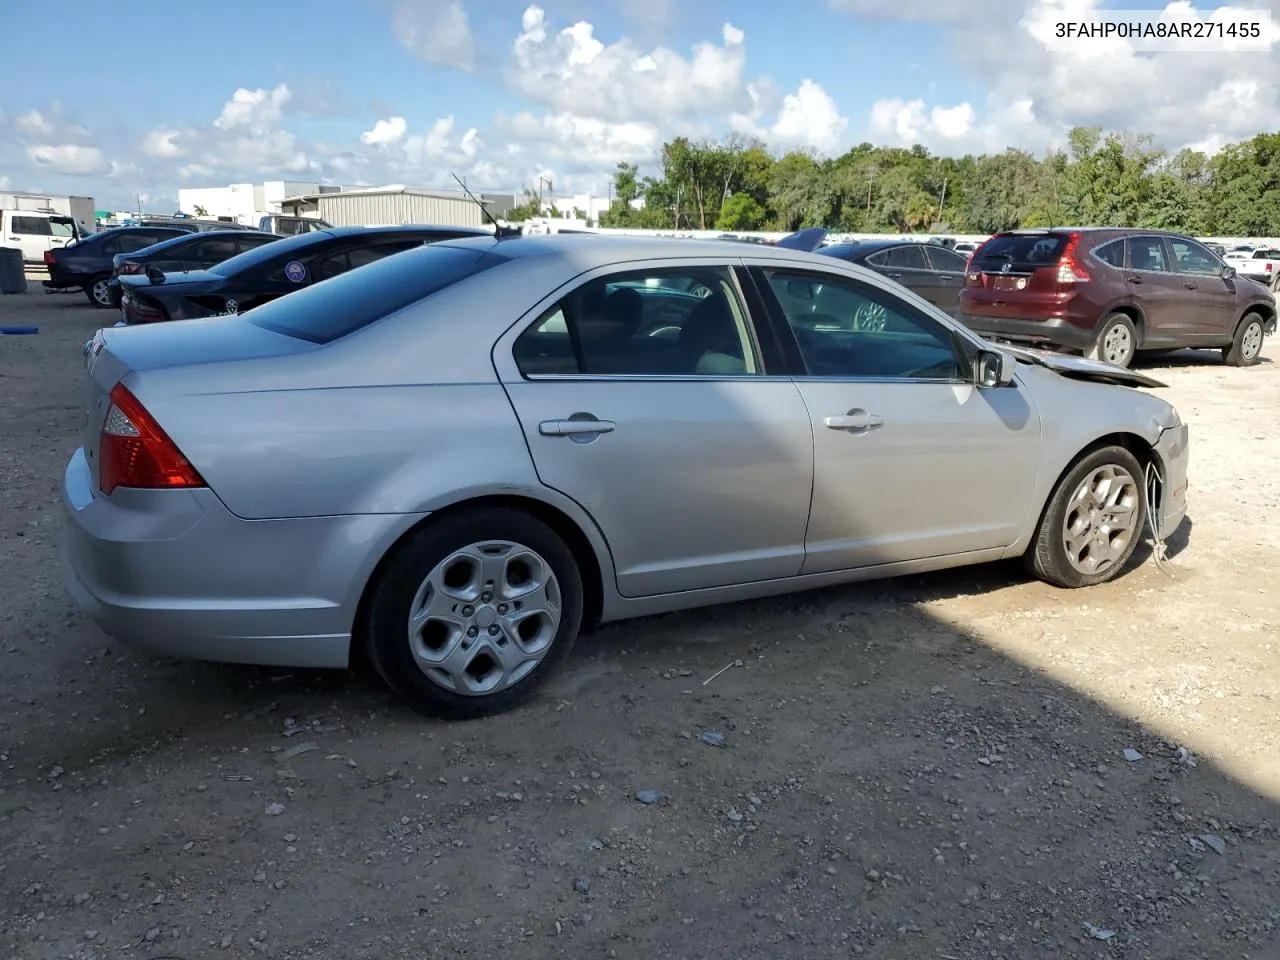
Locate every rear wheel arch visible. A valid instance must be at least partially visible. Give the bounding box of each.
[351,494,607,660]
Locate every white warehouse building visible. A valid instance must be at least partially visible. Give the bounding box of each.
[177,181,347,227]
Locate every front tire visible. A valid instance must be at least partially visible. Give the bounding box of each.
[83,275,112,308]
[1095,313,1137,367]
[1026,446,1147,589]
[1223,312,1264,367]
[362,508,584,719]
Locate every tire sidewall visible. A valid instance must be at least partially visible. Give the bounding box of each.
[1040,446,1147,588]
[85,276,111,308]
[1238,314,1264,364]
[364,509,584,718]
[1097,314,1136,367]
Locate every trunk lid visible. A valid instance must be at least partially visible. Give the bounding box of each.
[79,321,310,493]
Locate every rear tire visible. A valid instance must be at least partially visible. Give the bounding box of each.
[1026,445,1147,589]
[1094,313,1137,367]
[362,508,584,719]
[1223,312,1264,367]
[83,275,112,309]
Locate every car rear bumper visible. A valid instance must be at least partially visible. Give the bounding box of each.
[1153,422,1189,539]
[958,314,1097,352]
[61,447,419,669]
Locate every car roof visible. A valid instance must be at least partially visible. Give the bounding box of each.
[839,239,928,256]
[433,232,847,268]
[319,224,492,239]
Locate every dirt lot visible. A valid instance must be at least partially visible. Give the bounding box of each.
[1,290,1278,960]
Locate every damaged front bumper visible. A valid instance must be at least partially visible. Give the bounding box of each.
[1151,422,1190,539]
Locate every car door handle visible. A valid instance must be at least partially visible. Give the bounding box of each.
[885,272,903,279]
[937,275,953,281]
[539,418,616,437]
[1183,281,1198,289]
[1126,275,1143,284]
[824,410,884,432]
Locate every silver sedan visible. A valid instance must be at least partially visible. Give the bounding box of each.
[64,235,1190,718]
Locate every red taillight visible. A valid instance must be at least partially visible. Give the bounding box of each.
[44,250,56,265]
[120,261,142,274]
[99,384,204,496]
[1055,232,1090,284]
[131,297,164,320]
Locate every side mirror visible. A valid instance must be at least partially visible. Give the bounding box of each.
[1221,264,1236,280]
[975,348,1015,387]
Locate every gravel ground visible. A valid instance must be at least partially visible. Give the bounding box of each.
[2,290,1278,960]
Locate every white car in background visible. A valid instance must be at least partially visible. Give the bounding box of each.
[1,209,82,263]
[1234,248,1280,288]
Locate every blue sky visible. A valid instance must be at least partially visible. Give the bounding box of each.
[2,0,1276,208]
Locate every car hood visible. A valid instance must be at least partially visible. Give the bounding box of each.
[999,344,1167,389]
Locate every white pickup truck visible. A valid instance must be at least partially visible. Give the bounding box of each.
[1234,248,1280,289]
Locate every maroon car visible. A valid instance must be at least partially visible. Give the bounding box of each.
[956,228,1276,367]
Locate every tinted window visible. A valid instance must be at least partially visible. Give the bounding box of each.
[210,231,333,276]
[247,245,507,343]
[1170,238,1225,275]
[819,242,860,261]
[926,246,967,271]
[11,216,50,235]
[1127,237,1169,272]
[973,234,1068,270]
[117,232,165,253]
[763,269,961,380]
[883,245,928,269]
[1093,240,1124,267]
[513,267,760,377]
[199,236,240,262]
[239,234,281,253]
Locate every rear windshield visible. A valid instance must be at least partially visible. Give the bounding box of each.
[210,231,331,276]
[247,244,509,343]
[972,234,1068,270]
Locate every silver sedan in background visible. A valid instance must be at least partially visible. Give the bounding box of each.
[64,235,1190,718]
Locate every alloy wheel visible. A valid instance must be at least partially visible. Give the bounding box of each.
[1061,464,1141,576]
[405,540,562,696]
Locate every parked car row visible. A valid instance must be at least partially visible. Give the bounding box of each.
[818,229,1275,368]
[66,230,1190,718]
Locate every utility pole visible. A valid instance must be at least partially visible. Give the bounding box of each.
[937,178,948,224]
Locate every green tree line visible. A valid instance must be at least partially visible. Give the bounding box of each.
[508,128,1280,236]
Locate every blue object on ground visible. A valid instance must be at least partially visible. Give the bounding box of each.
[0,326,39,334]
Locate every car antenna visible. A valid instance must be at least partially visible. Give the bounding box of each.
[451,173,520,239]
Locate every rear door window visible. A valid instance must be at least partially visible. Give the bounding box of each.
[1126,236,1170,272]
[247,244,508,343]
[925,246,967,271]
[116,232,162,253]
[198,236,240,262]
[883,245,928,269]
[1093,240,1124,267]
[11,216,51,236]
[972,234,1067,271]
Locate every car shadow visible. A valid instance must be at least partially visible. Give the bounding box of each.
[1133,349,1272,369]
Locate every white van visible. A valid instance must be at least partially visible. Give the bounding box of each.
[2,210,81,263]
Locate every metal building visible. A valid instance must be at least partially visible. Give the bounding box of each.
[277,186,509,228]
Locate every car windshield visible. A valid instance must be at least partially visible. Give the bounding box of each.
[209,231,334,276]
[247,243,509,343]
[972,234,1068,270]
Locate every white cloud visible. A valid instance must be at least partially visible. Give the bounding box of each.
[361,116,408,146]
[393,0,474,70]
[838,0,1280,155]
[734,79,848,154]
[15,110,55,137]
[26,144,108,176]
[215,84,292,133]
[509,5,749,123]
[141,128,183,159]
